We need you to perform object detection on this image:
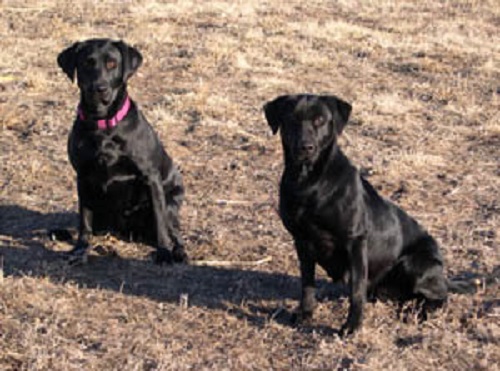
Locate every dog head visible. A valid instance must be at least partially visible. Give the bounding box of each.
[57,38,142,119]
[264,94,352,167]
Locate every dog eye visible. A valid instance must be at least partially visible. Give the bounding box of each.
[313,116,325,127]
[106,59,117,70]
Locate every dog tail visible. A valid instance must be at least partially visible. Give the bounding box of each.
[447,266,500,295]
[447,279,477,294]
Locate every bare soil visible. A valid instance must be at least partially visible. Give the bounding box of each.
[0,1,498,369]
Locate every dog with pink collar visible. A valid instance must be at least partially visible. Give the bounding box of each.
[57,38,187,265]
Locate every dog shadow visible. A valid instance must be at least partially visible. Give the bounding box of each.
[0,204,345,333]
[7,204,487,335]
[0,204,77,239]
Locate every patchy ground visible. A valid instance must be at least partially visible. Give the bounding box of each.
[0,0,498,369]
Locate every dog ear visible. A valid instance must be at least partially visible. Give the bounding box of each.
[57,42,81,82]
[264,95,297,135]
[320,95,352,135]
[114,41,143,82]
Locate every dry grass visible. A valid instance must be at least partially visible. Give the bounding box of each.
[0,0,499,369]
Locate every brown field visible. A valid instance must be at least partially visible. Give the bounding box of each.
[0,0,499,369]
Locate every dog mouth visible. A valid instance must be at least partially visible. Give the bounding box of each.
[99,94,112,105]
[294,150,318,165]
[92,90,112,105]
[82,91,114,115]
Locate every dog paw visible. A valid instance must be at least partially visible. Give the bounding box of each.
[154,248,173,264]
[48,229,73,242]
[172,247,189,264]
[65,245,90,266]
[339,319,361,337]
[291,310,314,326]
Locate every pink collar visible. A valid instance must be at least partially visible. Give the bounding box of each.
[77,95,131,130]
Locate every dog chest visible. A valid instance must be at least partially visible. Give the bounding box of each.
[280,190,359,237]
[71,129,128,164]
[70,130,148,194]
[280,186,359,281]
[295,227,350,281]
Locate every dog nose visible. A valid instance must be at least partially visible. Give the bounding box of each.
[300,143,315,154]
[94,83,108,93]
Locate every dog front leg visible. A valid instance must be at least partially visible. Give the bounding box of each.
[294,240,316,323]
[341,236,368,336]
[167,214,188,263]
[71,177,93,254]
[149,176,174,264]
[164,173,188,263]
[68,202,93,262]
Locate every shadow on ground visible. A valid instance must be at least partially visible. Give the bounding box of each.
[4,204,492,335]
[0,204,346,333]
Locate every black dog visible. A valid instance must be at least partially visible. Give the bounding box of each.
[57,39,187,264]
[264,94,473,335]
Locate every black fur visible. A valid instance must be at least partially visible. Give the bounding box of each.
[264,94,474,335]
[57,38,187,264]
